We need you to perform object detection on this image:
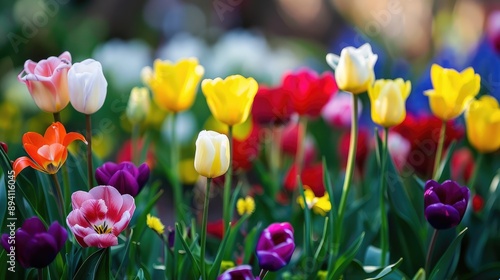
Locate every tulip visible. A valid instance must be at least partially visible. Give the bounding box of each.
[451,148,475,184]
[464,95,500,153]
[217,265,258,280]
[256,222,295,271]
[194,130,230,178]
[424,64,480,121]
[1,216,67,269]
[13,122,87,176]
[368,78,411,127]
[18,51,72,113]
[297,188,331,216]
[424,180,469,230]
[321,91,363,128]
[202,75,258,126]
[282,69,337,118]
[0,142,8,153]
[66,185,136,248]
[284,163,325,196]
[126,87,151,124]
[326,43,378,94]
[95,161,150,197]
[252,84,293,125]
[68,59,108,114]
[472,194,485,213]
[142,58,204,112]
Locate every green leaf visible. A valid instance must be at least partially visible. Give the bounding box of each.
[428,227,468,280]
[433,141,456,183]
[412,268,426,280]
[175,223,201,277]
[208,223,233,279]
[73,248,110,280]
[242,223,261,264]
[329,232,365,280]
[366,258,404,280]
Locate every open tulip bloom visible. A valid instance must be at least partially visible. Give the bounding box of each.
[424,180,469,230]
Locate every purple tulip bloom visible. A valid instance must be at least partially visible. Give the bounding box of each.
[424,180,470,230]
[255,222,295,271]
[95,161,150,197]
[1,216,67,268]
[217,265,258,280]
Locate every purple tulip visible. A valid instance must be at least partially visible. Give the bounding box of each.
[217,265,258,280]
[424,180,470,230]
[95,161,150,197]
[255,222,295,271]
[1,217,67,268]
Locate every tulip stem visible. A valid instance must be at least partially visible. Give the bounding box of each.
[50,173,65,222]
[85,114,94,190]
[296,117,308,175]
[223,125,233,233]
[334,94,359,256]
[425,229,439,274]
[170,113,186,223]
[200,177,212,280]
[53,112,61,123]
[468,152,483,190]
[379,127,389,266]
[269,126,282,197]
[432,121,446,181]
[131,123,139,165]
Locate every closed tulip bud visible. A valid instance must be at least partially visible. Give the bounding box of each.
[126,87,151,124]
[424,64,480,121]
[465,96,500,153]
[68,59,108,114]
[424,180,469,230]
[194,130,230,178]
[256,222,295,271]
[326,43,378,94]
[202,75,258,126]
[368,78,411,127]
[18,52,72,113]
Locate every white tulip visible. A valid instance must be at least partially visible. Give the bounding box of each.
[68,59,108,114]
[194,130,230,178]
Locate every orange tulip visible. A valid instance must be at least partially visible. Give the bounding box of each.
[13,122,87,176]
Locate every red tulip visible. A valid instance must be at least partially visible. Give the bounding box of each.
[284,163,325,196]
[282,68,337,118]
[451,148,475,184]
[252,85,293,125]
[232,122,261,172]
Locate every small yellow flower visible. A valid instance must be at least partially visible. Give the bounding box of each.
[143,58,204,113]
[465,95,500,153]
[297,188,331,216]
[194,130,230,178]
[368,78,411,127]
[424,64,480,121]
[146,214,165,235]
[126,87,151,124]
[202,75,258,126]
[236,196,256,216]
[220,260,235,272]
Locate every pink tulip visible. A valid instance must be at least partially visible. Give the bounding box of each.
[18,51,72,113]
[66,185,135,248]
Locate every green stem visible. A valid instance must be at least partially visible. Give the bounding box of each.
[432,121,446,181]
[53,112,61,123]
[296,118,308,176]
[425,229,439,274]
[223,125,233,233]
[380,127,389,266]
[85,114,93,190]
[269,126,282,197]
[200,177,212,280]
[334,94,359,256]
[131,123,139,165]
[50,173,65,221]
[62,165,70,214]
[467,152,483,189]
[170,113,185,223]
[38,268,43,280]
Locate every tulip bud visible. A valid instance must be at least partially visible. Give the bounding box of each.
[326,43,378,94]
[368,78,411,127]
[68,59,108,114]
[256,222,295,271]
[194,130,230,178]
[126,87,151,124]
[95,161,150,197]
[424,180,469,230]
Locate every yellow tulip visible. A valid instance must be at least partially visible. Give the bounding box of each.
[326,43,378,94]
[202,75,258,126]
[424,64,480,120]
[368,78,411,127]
[143,58,204,113]
[297,188,331,216]
[465,95,500,153]
[236,196,255,216]
[194,130,230,178]
[126,87,150,124]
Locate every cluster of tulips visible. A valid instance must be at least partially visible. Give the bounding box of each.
[1,40,499,279]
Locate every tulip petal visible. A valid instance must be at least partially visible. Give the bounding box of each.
[13,156,44,176]
[89,186,124,218]
[425,203,461,229]
[44,122,66,144]
[47,222,68,251]
[83,233,118,248]
[63,132,88,146]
